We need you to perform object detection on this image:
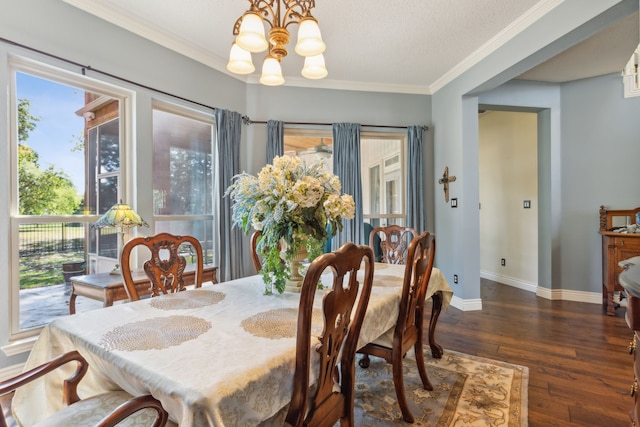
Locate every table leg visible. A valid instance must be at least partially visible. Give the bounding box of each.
[428,291,443,359]
[104,291,114,307]
[69,291,77,315]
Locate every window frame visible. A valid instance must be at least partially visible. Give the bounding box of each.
[283,128,407,227]
[150,100,217,267]
[8,56,132,340]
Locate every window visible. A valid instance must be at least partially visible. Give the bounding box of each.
[7,60,219,344]
[152,103,216,266]
[283,129,406,229]
[87,118,121,267]
[10,60,127,335]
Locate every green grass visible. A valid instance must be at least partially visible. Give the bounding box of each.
[20,251,86,289]
[19,223,87,289]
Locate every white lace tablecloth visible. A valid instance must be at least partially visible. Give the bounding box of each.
[13,264,451,427]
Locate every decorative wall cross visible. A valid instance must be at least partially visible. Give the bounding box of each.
[438,166,456,202]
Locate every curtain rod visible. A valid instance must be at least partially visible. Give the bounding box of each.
[244,118,429,131]
[2,37,429,132]
[1,36,217,112]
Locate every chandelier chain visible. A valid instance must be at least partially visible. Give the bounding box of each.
[233,0,316,35]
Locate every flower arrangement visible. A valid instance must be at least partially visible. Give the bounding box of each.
[226,155,355,293]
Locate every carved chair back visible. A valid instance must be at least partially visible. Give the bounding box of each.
[285,242,374,427]
[0,350,168,426]
[357,231,436,423]
[121,232,204,301]
[369,225,419,264]
[250,230,264,272]
[250,230,285,274]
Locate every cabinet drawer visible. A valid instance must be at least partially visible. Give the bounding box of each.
[614,237,640,249]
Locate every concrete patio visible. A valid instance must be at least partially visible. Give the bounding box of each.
[20,283,106,330]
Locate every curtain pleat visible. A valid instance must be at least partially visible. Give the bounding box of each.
[266,120,284,164]
[215,109,243,281]
[406,125,426,232]
[332,123,364,248]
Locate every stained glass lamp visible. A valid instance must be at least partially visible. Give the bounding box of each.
[95,202,148,275]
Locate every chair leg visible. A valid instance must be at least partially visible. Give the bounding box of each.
[428,292,444,359]
[414,340,433,391]
[391,351,414,423]
[358,354,370,368]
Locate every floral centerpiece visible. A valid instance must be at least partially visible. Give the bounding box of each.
[226,155,355,294]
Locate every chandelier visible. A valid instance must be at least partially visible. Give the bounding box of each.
[226,0,327,86]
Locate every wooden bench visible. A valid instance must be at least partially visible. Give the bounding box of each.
[69,264,218,314]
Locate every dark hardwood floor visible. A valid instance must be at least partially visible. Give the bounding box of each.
[433,279,633,426]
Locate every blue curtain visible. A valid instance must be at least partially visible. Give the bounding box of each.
[215,109,243,281]
[406,125,426,232]
[266,120,284,164]
[332,123,363,248]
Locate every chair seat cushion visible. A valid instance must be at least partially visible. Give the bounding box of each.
[33,390,163,427]
[371,326,393,347]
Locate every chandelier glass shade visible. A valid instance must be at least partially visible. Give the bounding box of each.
[301,53,327,79]
[260,55,286,86]
[227,0,327,86]
[227,43,256,74]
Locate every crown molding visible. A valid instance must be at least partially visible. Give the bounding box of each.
[429,0,564,93]
[64,0,431,95]
[248,75,432,95]
[64,0,566,96]
[63,0,229,72]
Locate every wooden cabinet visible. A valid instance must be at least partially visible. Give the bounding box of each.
[632,329,640,426]
[622,267,640,425]
[600,206,640,316]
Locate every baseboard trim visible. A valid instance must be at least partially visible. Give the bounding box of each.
[480,271,602,304]
[449,295,482,311]
[481,271,538,293]
[535,286,603,304]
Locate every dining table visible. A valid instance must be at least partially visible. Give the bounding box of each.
[12,263,452,427]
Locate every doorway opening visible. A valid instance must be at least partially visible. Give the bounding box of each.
[478,109,539,293]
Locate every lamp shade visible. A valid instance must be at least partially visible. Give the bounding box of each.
[301,54,328,79]
[227,43,255,74]
[236,11,268,53]
[295,17,325,57]
[95,203,148,229]
[260,56,285,86]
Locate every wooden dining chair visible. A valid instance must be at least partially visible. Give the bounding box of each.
[0,350,168,427]
[285,242,375,427]
[250,230,285,273]
[357,231,436,423]
[121,232,204,301]
[250,230,264,272]
[369,225,419,264]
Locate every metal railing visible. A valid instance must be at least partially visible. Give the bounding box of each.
[19,223,85,257]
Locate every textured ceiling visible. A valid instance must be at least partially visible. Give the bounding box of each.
[63,0,638,94]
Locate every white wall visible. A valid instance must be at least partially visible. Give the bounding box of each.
[479,111,538,288]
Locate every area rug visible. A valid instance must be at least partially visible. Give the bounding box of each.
[353,348,528,426]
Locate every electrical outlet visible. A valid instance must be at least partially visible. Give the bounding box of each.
[523,200,531,209]
[453,274,458,284]
[501,258,506,266]
[451,198,458,208]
